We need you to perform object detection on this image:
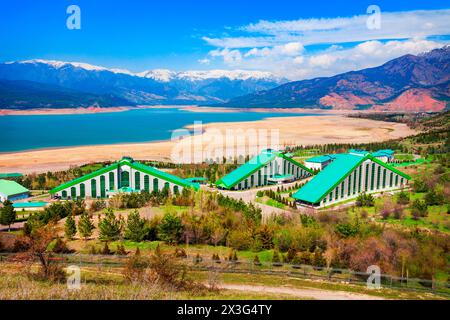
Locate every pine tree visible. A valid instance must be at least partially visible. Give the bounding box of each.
[98,208,124,241]
[78,213,95,240]
[64,214,77,240]
[124,210,146,242]
[0,200,16,232]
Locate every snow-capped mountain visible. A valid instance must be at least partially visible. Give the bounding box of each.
[0,59,285,107]
[138,68,282,82]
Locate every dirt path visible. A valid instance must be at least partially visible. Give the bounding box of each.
[219,284,385,300]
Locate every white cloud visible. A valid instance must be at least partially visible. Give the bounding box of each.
[204,9,450,48]
[199,8,450,79]
[207,38,447,80]
[209,48,242,65]
[308,54,337,68]
[198,58,211,65]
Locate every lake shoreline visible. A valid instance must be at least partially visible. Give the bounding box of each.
[0,115,418,174]
[0,105,360,116]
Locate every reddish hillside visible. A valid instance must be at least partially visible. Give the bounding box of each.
[373,89,447,112]
[224,46,450,112]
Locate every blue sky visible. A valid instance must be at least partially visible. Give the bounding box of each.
[1,0,449,79]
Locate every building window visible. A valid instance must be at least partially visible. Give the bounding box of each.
[335,187,339,200]
[329,193,332,202]
[173,185,179,195]
[395,175,398,186]
[121,171,130,188]
[153,178,159,192]
[382,169,386,189]
[341,181,344,198]
[135,172,141,190]
[377,166,381,189]
[80,183,85,198]
[62,190,67,199]
[71,187,76,199]
[109,172,115,190]
[251,175,254,187]
[348,174,352,196]
[353,171,357,194]
[91,179,97,198]
[144,176,150,192]
[245,179,248,189]
[100,176,106,198]
[370,163,375,191]
[258,171,261,186]
[365,164,369,191]
[164,182,170,191]
[389,172,393,188]
[358,166,362,192]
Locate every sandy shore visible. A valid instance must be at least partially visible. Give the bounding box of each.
[0,115,417,174]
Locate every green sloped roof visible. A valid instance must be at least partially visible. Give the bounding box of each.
[215,150,277,189]
[0,179,29,196]
[50,162,119,193]
[0,173,23,179]
[50,157,199,194]
[215,150,313,189]
[372,149,395,157]
[129,161,199,191]
[348,149,370,156]
[305,154,335,163]
[292,154,410,204]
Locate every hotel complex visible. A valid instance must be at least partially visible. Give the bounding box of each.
[215,149,313,190]
[50,157,199,200]
[3,148,409,211]
[293,152,410,208]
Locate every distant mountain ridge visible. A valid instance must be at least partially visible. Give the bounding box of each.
[0,60,285,108]
[0,80,130,109]
[222,46,450,112]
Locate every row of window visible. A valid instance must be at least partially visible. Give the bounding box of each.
[322,163,405,205]
[60,173,180,199]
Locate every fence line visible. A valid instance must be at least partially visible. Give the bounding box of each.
[1,252,448,296]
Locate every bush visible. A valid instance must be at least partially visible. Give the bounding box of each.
[355,193,374,207]
[158,213,183,244]
[397,190,410,205]
[90,200,107,212]
[227,229,253,250]
[272,250,281,263]
[411,199,428,220]
[335,221,360,238]
[424,188,445,206]
[52,237,73,254]
[116,243,128,255]
[123,248,150,282]
[101,242,112,255]
[392,204,405,220]
[413,178,429,193]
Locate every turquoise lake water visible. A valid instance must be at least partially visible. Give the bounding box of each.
[0,108,321,152]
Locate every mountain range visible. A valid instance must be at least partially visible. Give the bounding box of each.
[0,46,449,111]
[0,60,284,109]
[223,46,450,112]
